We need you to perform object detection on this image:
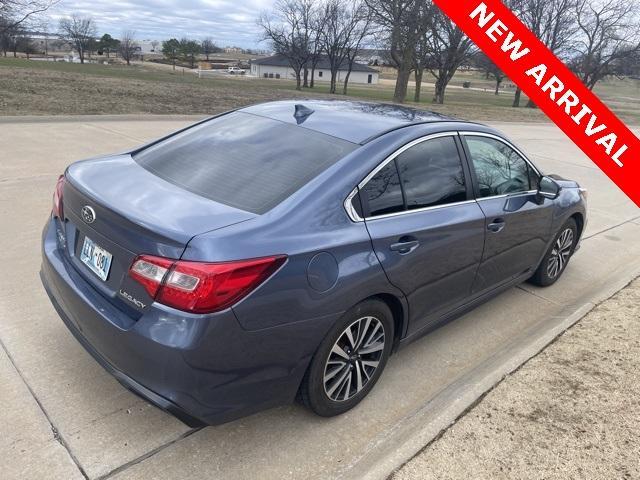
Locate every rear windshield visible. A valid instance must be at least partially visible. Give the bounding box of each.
[133,112,357,214]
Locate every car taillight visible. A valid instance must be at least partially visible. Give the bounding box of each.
[52,175,65,219]
[128,254,286,314]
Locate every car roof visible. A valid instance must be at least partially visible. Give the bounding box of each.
[240,100,476,145]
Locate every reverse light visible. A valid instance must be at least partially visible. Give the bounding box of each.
[128,254,287,314]
[52,175,66,219]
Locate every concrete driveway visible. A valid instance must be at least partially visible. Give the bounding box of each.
[1,116,639,480]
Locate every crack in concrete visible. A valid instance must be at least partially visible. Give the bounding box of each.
[81,123,148,143]
[515,285,559,305]
[96,427,203,480]
[0,337,89,480]
[529,153,597,170]
[583,215,640,240]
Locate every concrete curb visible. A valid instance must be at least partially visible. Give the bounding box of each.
[336,269,640,480]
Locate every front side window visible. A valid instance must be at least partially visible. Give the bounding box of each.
[358,135,468,218]
[465,136,537,198]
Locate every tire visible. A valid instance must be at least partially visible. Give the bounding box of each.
[529,218,578,287]
[300,299,394,417]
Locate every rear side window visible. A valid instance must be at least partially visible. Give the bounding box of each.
[134,112,356,214]
[360,162,404,217]
[359,135,468,218]
[395,136,467,209]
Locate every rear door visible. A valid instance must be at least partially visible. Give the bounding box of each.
[460,133,555,293]
[360,133,486,335]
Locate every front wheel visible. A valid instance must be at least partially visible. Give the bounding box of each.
[529,218,577,287]
[300,299,394,417]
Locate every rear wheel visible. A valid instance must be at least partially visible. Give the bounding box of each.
[300,299,394,417]
[530,218,577,287]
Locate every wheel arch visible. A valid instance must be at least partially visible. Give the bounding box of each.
[369,293,408,353]
[570,212,585,240]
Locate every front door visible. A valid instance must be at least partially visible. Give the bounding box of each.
[360,134,486,335]
[461,133,555,293]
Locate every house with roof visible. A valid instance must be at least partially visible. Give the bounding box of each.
[250,54,380,85]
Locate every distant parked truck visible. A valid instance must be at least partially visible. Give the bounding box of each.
[227,66,246,75]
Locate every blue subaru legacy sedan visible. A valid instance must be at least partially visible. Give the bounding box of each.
[41,100,587,426]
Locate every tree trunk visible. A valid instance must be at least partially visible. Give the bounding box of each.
[433,76,447,104]
[414,68,424,103]
[330,70,338,94]
[303,67,309,88]
[525,98,537,108]
[394,65,412,103]
[494,79,501,95]
[310,65,316,88]
[172,60,176,71]
[295,71,302,91]
[343,69,352,95]
[512,87,522,107]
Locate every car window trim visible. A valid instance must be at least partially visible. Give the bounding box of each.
[344,132,467,222]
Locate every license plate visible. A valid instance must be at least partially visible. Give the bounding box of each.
[80,236,113,281]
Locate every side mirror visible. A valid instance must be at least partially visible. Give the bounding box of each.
[538,176,561,200]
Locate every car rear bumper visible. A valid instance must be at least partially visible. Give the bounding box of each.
[41,218,338,425]
[40,274,206,426]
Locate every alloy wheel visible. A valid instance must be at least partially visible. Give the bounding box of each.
[547,228,574,279]
[323,316,386,402]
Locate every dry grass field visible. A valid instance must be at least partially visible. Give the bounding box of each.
[0,57,638,124]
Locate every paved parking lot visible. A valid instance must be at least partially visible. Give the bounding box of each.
[1,116,639,480]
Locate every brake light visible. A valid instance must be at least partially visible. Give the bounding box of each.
[128,255,286,314]
[52,175,65,218]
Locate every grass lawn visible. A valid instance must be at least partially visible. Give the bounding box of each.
[0,57,638,124]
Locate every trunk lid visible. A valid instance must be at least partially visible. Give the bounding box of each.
[61,154,256,312]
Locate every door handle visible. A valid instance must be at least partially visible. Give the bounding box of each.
[487,218,506,233]
[390,239,420,254]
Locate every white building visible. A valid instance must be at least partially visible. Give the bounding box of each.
[250,54,380,85]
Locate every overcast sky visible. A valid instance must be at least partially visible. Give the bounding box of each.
[47,0,276,48]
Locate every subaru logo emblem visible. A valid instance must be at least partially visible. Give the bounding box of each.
[81,206,96,224]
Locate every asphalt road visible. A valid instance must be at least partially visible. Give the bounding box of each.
[1,116,639,480]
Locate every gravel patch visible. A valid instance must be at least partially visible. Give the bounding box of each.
[394,278,640,480]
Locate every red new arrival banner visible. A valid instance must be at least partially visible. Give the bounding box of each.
[432,0,640,207]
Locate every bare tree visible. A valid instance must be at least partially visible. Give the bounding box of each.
[320,0,371,94]
[509,0,577,106]
[426,8,474,104]
[307,6,326,88]
[342,6,372,94]
[258,0,314,90]
[365,0,428,103]
[475,52,506,95]
[0,0,58,34]
[58,15,96,64]
[411,6,435,102]
[572,0,640,90]
[201,37,217,60]
[119,30,137,65]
